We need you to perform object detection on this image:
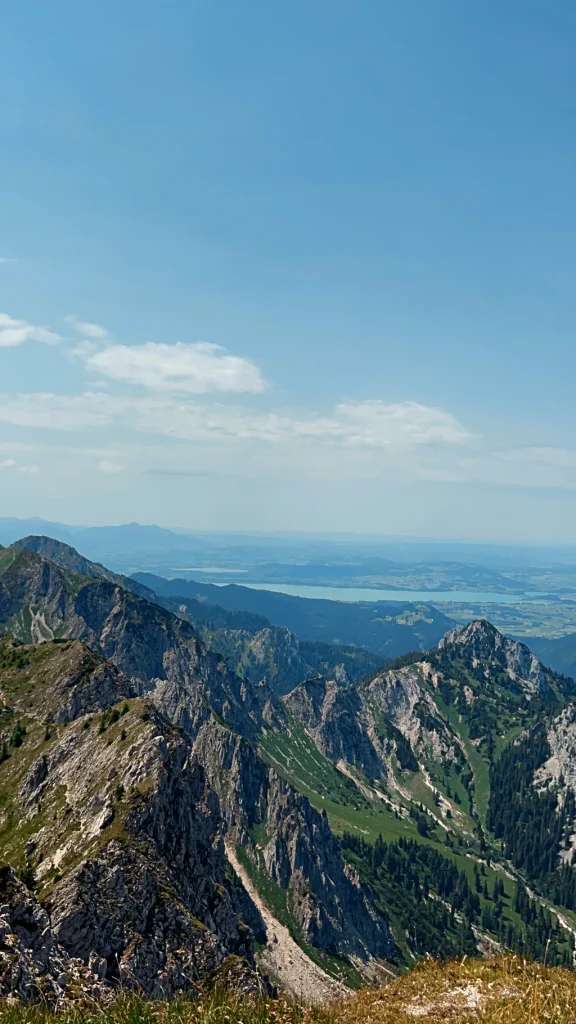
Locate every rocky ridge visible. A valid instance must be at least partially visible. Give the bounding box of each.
[0,540,395,1000]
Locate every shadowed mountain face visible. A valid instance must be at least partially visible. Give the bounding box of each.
[168,615,385,695]
[3,535,576,1003]
[132,571,454,655]
[525,632,576,681]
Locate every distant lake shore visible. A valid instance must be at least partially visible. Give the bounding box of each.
[214,581,544,604]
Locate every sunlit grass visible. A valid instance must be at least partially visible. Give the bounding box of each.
[3,958,576,1024]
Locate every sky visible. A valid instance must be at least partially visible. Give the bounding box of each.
[1,0,576,540]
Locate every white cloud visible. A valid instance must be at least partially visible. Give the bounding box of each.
[0,391,470,450]
[0,313,61,348]
[97,458,124,474]
[65,315,109,340]
[331,401,471,446]
[0,393,118,430]
[412,445,576,490]
[0,456,39,474]
[83,341,267,394]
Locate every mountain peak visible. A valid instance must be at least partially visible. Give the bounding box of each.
[438,619,503,651]
[12,535,154,598]
[438,617,533,668]
[437,618,560,699]
[15,534,90,563]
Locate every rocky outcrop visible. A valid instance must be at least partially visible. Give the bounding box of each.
[0,636,135,725]
[535,704,576,796]
[282,622,576,796]
[207,626,313,696]
[362,662,457,768]
[284,678,382,775]
[0,866,110,1003]
[282,664,454,784]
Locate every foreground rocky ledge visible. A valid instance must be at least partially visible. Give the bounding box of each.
[0,957,574,1023]
[0,866,265,1005]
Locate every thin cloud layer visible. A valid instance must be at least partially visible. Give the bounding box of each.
[0,456,39,474]
[84,341,267,394]
[65,315,109,340]
[0,313,61,348]
[334,401,471,446]
[97,458,124,474]
[0,392,470,449]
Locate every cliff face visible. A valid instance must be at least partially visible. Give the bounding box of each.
[538,704,576,792]
[191,717,393,959]
[282,663,455,788]
[283,678,382,774]
[261,773,389,957]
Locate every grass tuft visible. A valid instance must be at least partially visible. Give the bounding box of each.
[3,958,576,1024]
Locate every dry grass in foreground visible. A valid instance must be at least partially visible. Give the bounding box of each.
[1,958,576,1024]
[336,956,576,1023]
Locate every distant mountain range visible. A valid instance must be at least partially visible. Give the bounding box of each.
[2,534,576,1003]
[0,517,201,559]
[5,517,576,595]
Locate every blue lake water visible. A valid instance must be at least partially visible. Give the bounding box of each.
[235,582,535,604]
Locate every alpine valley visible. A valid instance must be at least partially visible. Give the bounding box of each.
[2,536,576,1004]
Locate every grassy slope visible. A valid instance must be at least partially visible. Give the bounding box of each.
[260,721,415,843]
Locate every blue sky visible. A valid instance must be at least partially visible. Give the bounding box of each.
[1,1,575,539]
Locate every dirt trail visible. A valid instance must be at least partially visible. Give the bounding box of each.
[225,841,350,1005]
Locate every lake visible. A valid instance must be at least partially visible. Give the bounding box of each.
[236,582,532,604]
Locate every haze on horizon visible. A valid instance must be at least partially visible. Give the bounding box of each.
[1,2,575,543]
